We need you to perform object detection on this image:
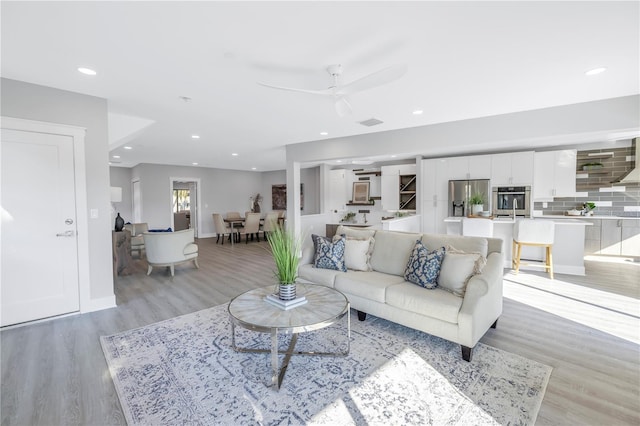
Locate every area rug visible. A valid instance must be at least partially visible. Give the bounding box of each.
[101,304,551,425]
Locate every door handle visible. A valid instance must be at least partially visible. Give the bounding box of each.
[56,230,75,237]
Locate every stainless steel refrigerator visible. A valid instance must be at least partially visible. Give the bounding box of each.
[448,179,491,217]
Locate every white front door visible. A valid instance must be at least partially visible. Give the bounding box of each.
[1,128,80,326]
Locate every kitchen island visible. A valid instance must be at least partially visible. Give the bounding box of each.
[444,216,591,275]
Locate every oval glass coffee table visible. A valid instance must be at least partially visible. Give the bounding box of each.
[228,284,350,389]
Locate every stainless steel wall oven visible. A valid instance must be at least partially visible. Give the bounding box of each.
[492,186,531,217]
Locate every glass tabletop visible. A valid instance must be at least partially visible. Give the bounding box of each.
[228,284,349,334]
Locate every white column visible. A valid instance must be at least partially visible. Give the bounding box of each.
[286,159,301,238]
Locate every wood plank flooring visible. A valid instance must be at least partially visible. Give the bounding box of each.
[1,238,639,425]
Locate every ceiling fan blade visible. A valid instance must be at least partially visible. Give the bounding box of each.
[257,82,332,96]
[337,64,408,96]
[335,97,353,118]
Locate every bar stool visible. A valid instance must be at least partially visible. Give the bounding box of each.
[512,219,555,279]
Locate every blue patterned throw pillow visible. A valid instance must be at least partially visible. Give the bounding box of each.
[314,234,347,272]
[404,240,445,289]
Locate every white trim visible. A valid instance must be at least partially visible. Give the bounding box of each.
[83,295,117,312]
[198,232,216,239]
[1,116,97,315]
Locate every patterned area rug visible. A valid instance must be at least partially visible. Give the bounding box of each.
[101,304,551,425]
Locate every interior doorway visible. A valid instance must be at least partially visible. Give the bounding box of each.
[170,177,201,237]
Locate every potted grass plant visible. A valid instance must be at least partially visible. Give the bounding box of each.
[266,224,302,301]
[469,192,485,215]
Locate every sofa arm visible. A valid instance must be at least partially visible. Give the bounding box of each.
[457,251,504,347]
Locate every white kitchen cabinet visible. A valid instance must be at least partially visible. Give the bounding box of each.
[444,155,492,181]
[381,165,399,210]
[381,164,416,210]
[491,151,534,186]
[533,150,577,201]
[422,200,448,234]
[328,169,348,212]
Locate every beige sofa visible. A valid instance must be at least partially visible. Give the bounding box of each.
[298,226,504,361]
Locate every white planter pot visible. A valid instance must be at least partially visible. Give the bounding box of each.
[472,204,484,215]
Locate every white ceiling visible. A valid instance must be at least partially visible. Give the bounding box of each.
[2,1,638,171]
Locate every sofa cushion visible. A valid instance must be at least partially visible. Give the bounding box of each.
[421,234,488,258]
[335,271,406,303]
[386,282,463,324]
[438,251,484,296]
[311,234,331,263]
[314,235,347,272]
[336,225,376,239]
[404,240,445,289]
[369,231,422,276]
[297,264,342,287]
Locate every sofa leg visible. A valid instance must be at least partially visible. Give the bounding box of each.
[461,345,473,362]
[491,319,498,329]
[193,258,199,269]
[357,310,367,321]
[147,265,153,275]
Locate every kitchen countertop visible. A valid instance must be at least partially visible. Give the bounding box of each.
[534,214,640,220]
[444,216,591,225]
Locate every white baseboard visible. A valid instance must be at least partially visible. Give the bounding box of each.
[197,232,216,239]
[82,295,117,313]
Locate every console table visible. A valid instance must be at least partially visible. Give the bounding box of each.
[112,230,134,276]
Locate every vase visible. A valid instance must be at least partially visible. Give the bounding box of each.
[278,283,296,301]
[472,204,483,215]
[114,213,125,232]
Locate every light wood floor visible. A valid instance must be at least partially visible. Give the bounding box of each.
[1,237,639,425]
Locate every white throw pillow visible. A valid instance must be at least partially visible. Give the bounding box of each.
[333,235,375,271]
[438,246,487,296]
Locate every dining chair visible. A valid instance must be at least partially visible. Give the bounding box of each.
[226,211,244,235]
[212,213,234,244]
[261,211,280,239]
[239,212,261,243]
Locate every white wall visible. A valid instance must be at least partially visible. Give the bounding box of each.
[109,167,133,222]
[261,167,320,215]
[119,163,321,237]
[1,78,114,301]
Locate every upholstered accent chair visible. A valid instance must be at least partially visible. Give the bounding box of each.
[143,229,199,277]
[212,213,235,244]
[123,222,149,258]
[238,212,261,243]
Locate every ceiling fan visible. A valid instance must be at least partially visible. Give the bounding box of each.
[258,64,408,117]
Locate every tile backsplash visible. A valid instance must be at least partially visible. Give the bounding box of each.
[534,144,640,217]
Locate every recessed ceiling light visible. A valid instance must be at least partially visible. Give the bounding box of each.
[390,155,397,158]
[585,67,607,76]
[320,132,328,136]
[412,110,423,115]
[191,135,200,139]
[77,67,97,76]
[112,155,120,159]
[352,160,373,165]
[123,146,132,150]
[251,167,257,170]
[192,162,198,166]
[231,153,238,156]
[336,160,343,163]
